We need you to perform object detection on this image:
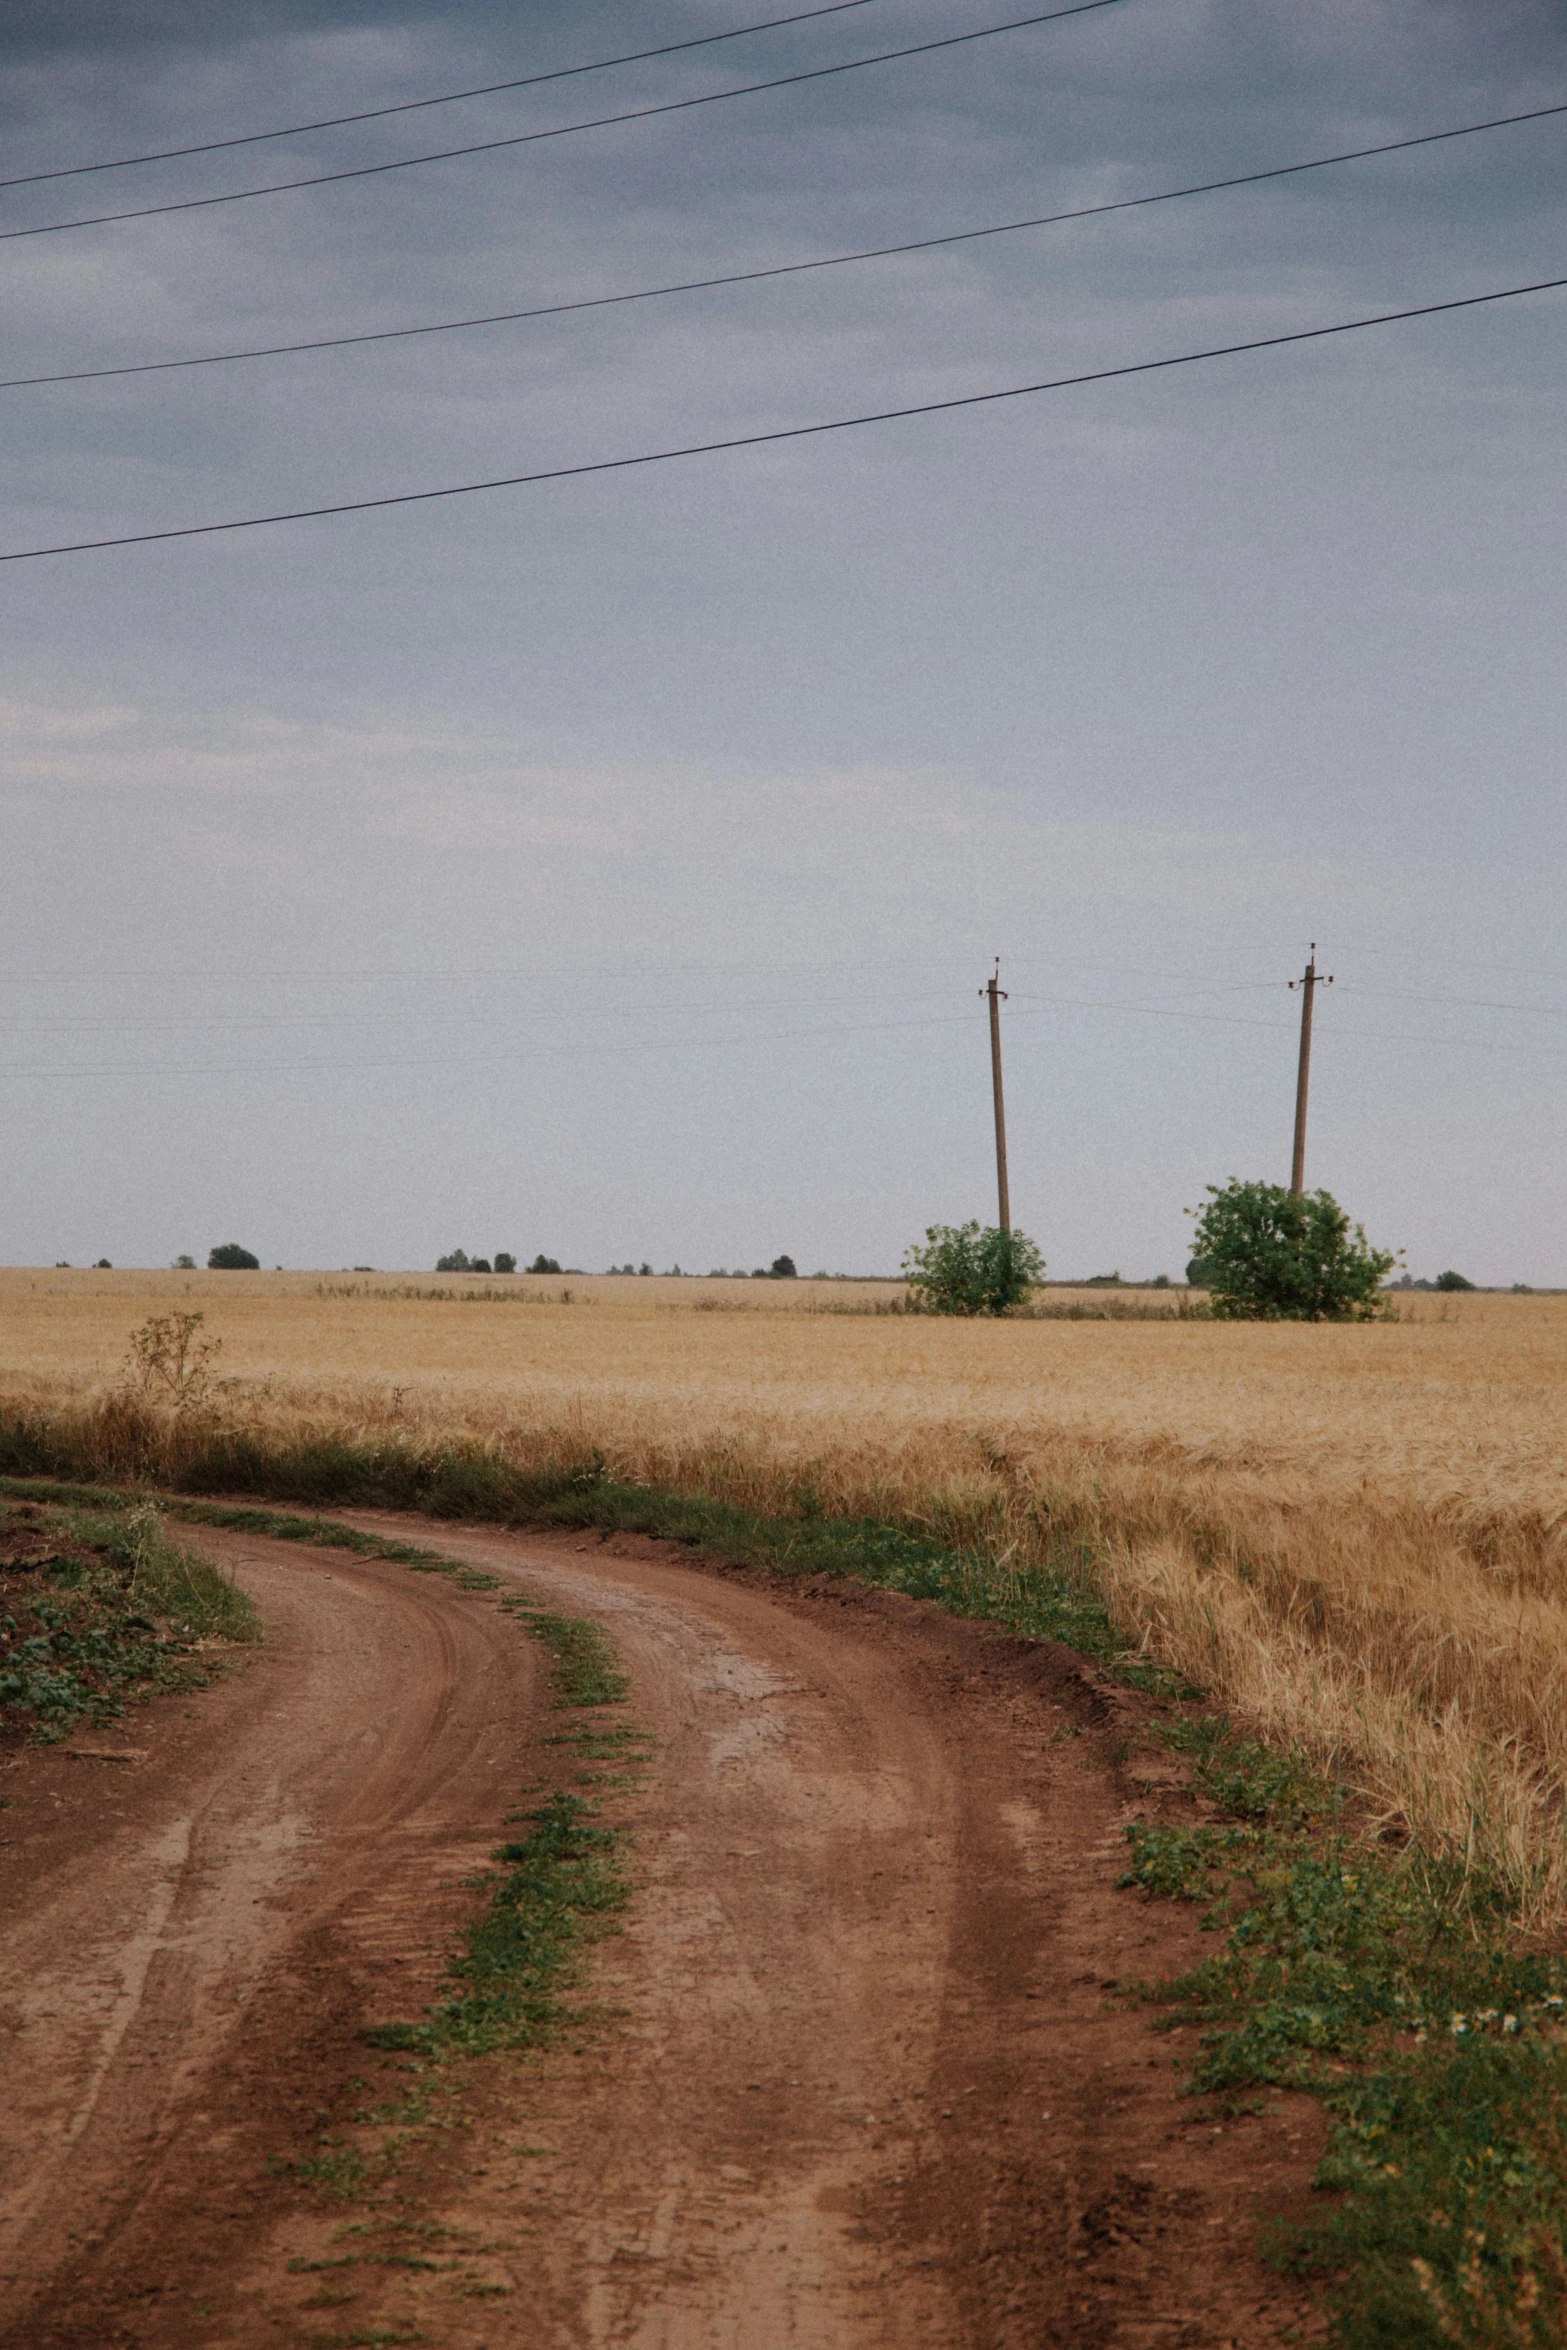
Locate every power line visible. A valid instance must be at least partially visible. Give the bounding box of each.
[1011,997,1567,1063]
[0,952,981,985]
[0,0,896,190]
[0,1004,990,1082]
[0,983,965,1033]
[7,267,1563,565]
[0,0,1128,246]
[1342,986,1567,1020]
[11,93,1565,394]
[10,987,1567,1085]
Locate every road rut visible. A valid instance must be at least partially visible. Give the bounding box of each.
[0,1518,1325,2347]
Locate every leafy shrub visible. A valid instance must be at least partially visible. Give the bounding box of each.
[769,1255,798,1279]
[208,1243,260,1270]
[1188,1180,1396,1322]
[471,1257,492,1274]
[493,1252,516,1273]
[435,1250,470,1273]
[1434,1269,1476,1292]
[528,1254,561,1275]
[901,1221,1045,1316]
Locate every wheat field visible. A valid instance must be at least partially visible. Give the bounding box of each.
[5,1267,1567,1909]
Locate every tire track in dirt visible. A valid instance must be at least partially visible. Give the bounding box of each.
[0,1533,542,2342]
[0,1516,1328,2347]
[280,1516,1329,2350]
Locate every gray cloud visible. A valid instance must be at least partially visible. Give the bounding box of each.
[4,0,1566,1278]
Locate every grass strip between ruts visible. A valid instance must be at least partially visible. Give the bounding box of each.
[0,1474,634,2070]
[6,1465,1567,2341]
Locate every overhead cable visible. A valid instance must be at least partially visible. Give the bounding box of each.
[9,994,1567,1085]
[0,0,895,189]
[9,93,1565,392]
[0,1,1129,245]
[5,267,1563,565]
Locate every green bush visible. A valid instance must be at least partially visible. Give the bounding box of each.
[528,1254,562,1275]
[207,1243,260,1270]
[1189,1180,1396,1322]
[901,1221,1044,1316]
[493,1252,516,1273]
[1434,1269,1476,1292]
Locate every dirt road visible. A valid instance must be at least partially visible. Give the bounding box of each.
[0,1519,1325,2347]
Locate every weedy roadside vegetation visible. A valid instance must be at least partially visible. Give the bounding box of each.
[1125,1717,1567,2345]
[0,1496,259,1740]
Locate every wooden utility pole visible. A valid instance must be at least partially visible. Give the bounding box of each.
[981,959,1011,1231]
[1288,945,1333,1195]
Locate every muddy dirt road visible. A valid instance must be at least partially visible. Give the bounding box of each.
[0,1520,1325,2347]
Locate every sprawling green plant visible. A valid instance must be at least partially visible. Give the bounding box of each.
[1189,1180,1395,1322]
[901,1220,1044,1316]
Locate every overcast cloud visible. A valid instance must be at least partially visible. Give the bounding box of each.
[3,0,1566,1281]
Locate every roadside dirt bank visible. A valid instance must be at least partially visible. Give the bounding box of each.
[0,1516,1328,2347]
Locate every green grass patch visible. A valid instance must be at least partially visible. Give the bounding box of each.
[83,1505,263,1644]
[0,1499,259,1741]
[1123,1718,1567,2345]
[365,1790,627,2061]
[292,2143,374,2200]
[498,1598,628,1706]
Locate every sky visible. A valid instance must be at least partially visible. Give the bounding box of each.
[3,0,1565,1281]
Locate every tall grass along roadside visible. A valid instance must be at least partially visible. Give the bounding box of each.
[4,1278,1567,1918]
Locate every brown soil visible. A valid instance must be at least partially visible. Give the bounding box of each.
[0,1517,1329,2347]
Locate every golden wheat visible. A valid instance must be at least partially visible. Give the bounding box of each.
[6,1269,1567,1908]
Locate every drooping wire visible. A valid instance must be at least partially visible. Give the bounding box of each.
[5,268,1563,564]
[7,93,1563,393]
[0,1,1129,245]
[0,0,896,190]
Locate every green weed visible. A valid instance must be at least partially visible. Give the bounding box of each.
[1123,1718,1567,2344]
[0,1500,257,1739]
[499,1600,627,1706]
[293,2143,375,2199]
[366,1791,627,2061]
